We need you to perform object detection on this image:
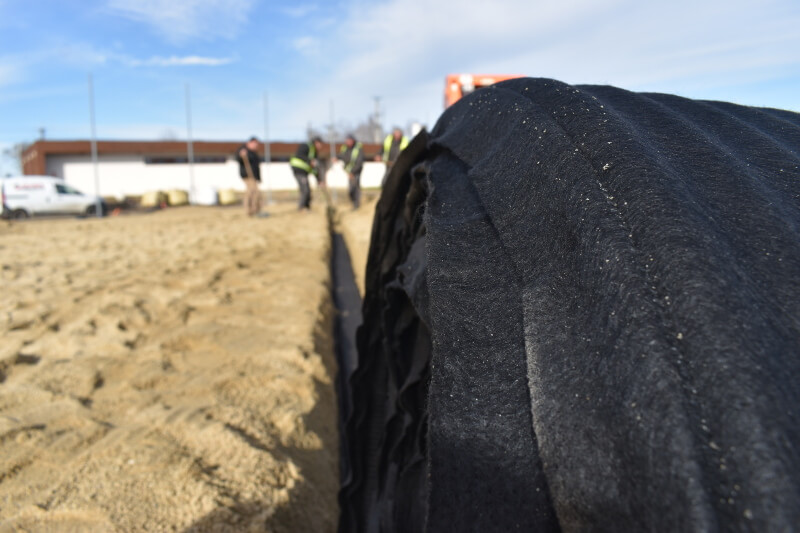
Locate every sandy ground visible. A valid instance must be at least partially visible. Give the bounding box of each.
[0,204,339,532]
[338,199,377,297]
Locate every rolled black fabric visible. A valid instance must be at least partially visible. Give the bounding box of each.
[339,131,434,533]
[340,78,800,532]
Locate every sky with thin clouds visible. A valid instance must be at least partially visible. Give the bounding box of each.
[1,0,799,174]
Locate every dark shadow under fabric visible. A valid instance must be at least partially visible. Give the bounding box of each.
[339,78,800,532]
[331,231,362,490]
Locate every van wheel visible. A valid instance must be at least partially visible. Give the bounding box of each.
[85,204,106,216]
[11,209,29,219]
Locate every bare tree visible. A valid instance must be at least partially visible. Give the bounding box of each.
[159,128,179,141]
[306,123,327,142]
[308,110,391,145]
[353,114,383,143]
[2,142,30,175]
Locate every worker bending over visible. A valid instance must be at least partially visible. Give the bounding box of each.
[290,136,324,210]
[338,134,364,209]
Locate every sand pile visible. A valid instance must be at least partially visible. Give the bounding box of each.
[0,205,338,532]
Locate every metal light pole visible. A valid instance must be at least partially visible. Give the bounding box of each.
[185,83,196,204]
[88,73,101,217]
[263,91,273,205]
[373,96,382,143]
[329,99,337,203]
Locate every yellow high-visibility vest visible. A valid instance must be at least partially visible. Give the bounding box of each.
[382,134,409,162]
[340,143,363,172]
[290,142,317,174]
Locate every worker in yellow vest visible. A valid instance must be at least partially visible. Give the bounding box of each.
[376,127,409,183]
[337,134,364,209]
[290,136,324,210]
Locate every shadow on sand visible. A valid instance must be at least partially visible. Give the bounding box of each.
[183,299,341,533]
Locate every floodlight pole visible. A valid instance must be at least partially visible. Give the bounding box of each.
[329,99,337,203]
[88,73,101,218]
[185,83,196,203]
[263,91,272,205]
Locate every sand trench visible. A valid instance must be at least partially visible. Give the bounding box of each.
[0,202,377,532]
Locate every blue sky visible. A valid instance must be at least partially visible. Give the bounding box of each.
[1,0,799,174]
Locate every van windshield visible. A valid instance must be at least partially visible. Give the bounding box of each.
[56,184,84,195]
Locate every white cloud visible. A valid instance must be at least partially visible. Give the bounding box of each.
[56,43,109,68]
[3,0,798,146]
[284,0,800,134]
[127,55,234,67]
[0,43,108,90]
[0,58,24,88]
[280,0,627,132]
[291,36,320,57]
[281,4,319,18]
[334,0,615,79]
[106,0,256,43]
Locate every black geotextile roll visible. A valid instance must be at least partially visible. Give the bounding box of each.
[339,78,800,532]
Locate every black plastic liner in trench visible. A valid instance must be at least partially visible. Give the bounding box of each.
[338,77,800,532]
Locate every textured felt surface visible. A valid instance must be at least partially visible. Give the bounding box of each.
[340,78,800,532]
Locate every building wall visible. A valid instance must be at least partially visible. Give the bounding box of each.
[46,155,387,198]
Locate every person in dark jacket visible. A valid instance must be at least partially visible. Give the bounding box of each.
[338,134,365,209]
[236,136,262,216]
[290,136,324,210]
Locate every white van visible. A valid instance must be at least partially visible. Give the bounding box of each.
[1,175,105,219]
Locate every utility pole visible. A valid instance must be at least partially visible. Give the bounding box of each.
[88,73,102,218]
[263,91,272,205]
[185,83,195,204]
[373,96,382,143]
[329,99,337,203]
